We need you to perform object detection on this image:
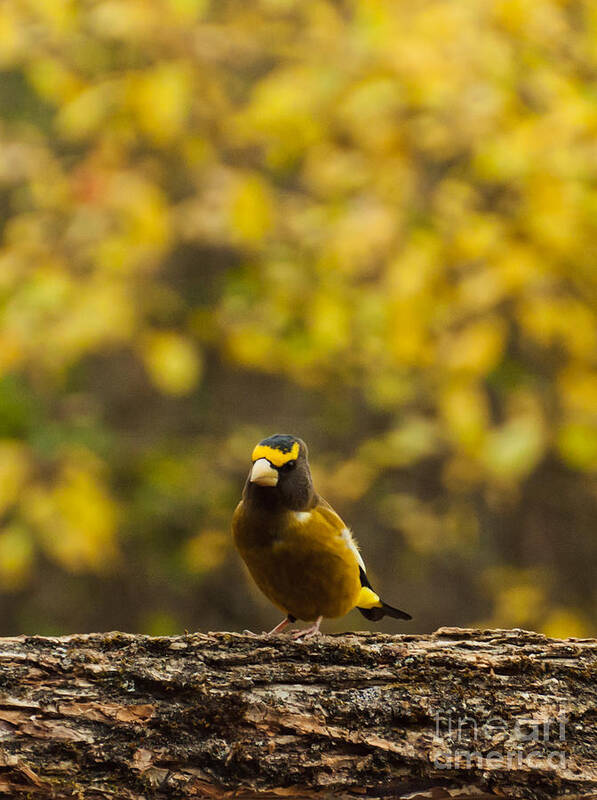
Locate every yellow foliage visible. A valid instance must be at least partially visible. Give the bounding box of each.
[142,610,180,636]
[57,82,117,140]
[184,529,230,574]
[0,524,34,591]
[239,65,325,167]
[360,419,438,469]
[0,6,23,66]
[482,567,549,629]
[127,62,192,144]
[317,458,375,503]
[231,174,273,243]
[0,441,30,515]
[558,368,597,416]
[440,319,506,376]
[224,325,276,371]
[25,454,118,573]
[439,383,489,452]
[378,494,478,555]
[308,293,350,353]
[482,415,545,482]
[26,57,81,104]
[557,421,597,471]
[495,584,546,628]
[141,332,202,395]
[542,609,592,639]
[0,0,595,633]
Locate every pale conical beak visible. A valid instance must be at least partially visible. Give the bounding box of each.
[250,458,278,487]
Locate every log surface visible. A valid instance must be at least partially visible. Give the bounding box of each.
[0,627,595,799]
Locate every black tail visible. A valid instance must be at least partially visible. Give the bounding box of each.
[357,566,412,622]
[358,602,412,622]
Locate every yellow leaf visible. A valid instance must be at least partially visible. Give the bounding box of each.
[559,368,597,415]
[542,609,592,639]
[57,82,116,140]
[0,524,34,591]
[127,63,192,143]
[166,0,209,21]
[26,58,80,104]
[184,529,229,574]
[26,455,118,573]
[441,318,506,375]
[320,458,375,503]
[557,421,597,471]
[142,332,201,395]
[439,383,489,451]
[142,611,179,636]
[240,65,324,166]
[225,326,275,370]
[231,175,273,244]
[0,441,29,515]
[359,419,438,468]
[308,293,350,353]
[0,6,24,66]
[482,416,545,481]
[495,584,545,627]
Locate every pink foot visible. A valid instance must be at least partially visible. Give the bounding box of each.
[291,616,323,640]
[243,615,294,636]
[267,617,292,635]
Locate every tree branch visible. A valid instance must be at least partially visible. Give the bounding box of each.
[0,627,595,799]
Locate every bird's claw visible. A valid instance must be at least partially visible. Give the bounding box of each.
[243,628,288,637]
[291,629,321,640]
[290,617,323,640]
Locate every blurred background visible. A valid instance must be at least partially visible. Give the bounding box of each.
[0,0,596,638]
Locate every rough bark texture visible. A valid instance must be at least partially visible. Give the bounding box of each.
[0,627,595,800]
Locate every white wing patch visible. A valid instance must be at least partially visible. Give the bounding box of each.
[293,511,312,523]
[341,527,366,571]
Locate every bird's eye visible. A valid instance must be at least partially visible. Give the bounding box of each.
[280,460,296,472]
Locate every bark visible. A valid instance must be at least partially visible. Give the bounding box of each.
[0,627,595,800]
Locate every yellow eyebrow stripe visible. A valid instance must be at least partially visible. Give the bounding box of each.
[252,442,299,467]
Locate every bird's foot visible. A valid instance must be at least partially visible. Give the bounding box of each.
[290,616,323,640]
[267,617,292,636]
[243,615,294,637]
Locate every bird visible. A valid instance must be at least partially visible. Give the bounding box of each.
[232,433,411,638]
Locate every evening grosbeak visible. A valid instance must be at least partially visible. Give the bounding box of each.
[232,434,411,638]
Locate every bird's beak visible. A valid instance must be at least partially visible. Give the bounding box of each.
[250,457,279,487]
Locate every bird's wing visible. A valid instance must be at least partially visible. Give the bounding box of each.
[310,503,385,612]
[311,500,366,572]
[295,499,412,620]
[290,501,410,619]
[314,500,413,618]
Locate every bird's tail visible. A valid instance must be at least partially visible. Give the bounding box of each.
[357,601,411,621]
[355,569,412,621]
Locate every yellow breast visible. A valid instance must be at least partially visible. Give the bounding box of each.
[232,503,362,621]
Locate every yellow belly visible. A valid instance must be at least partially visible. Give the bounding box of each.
[233,508,361,621]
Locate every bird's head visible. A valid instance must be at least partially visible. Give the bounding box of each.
[245,434,315,510]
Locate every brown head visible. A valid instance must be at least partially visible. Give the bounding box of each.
[244,434,316,512]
